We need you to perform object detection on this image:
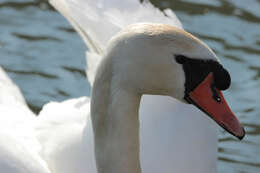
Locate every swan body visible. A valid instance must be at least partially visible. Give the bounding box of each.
[35,96,217,173]
[0,0,245,173]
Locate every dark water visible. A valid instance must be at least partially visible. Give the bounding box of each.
[0,0,259,172]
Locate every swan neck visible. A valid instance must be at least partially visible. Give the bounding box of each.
[91,61,142,173]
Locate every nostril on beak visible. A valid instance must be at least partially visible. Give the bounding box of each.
[210,83,221,103]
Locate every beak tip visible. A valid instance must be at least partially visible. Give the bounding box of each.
[187,73,246,141]
[236,127,246,140]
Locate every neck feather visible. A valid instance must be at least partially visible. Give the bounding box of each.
[91,58,142,173]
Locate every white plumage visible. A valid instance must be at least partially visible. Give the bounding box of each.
[0,67,51,173]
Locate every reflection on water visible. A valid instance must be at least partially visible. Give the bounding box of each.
[0,0,259,172]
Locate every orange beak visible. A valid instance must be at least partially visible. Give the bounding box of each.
[185,73,245,140]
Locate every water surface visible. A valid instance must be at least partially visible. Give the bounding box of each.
[0,0,259,172]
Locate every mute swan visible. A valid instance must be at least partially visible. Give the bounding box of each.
[35,22,244,173]
[0,0,245,173]
[35,0,244,173]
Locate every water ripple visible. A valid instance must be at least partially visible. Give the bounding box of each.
[12,32,61,42]
[5,68,58,79]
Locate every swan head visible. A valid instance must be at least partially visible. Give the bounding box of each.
[104,23,245,139]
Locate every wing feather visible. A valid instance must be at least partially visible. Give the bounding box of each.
[49,0,182,85]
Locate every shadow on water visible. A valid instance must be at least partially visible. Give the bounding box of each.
[12,32,61,42]
[0,0,259,172]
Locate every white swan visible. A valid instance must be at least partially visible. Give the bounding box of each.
[36,0,243,173]
[34,22,244,173]
[0,0,245,173]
